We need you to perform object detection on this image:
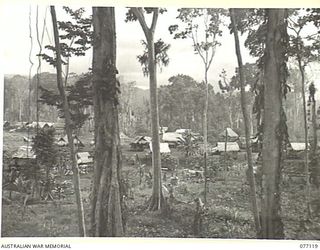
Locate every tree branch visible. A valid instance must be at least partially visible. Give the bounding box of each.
[207,33,217,71]
[191,29,206,65]
[150,8,159,34]
[131,8,150,39]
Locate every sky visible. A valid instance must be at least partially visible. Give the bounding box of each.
[1,4,319,91]
[0,4,257,91]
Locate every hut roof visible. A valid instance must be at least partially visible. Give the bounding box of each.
[76,152,93,165]
[149,142,171,153]
[131,136,151,145]
[219,127,239,139]
[55,135,84,147]
[175,128,191,134]
[26,121,54,129]
[162,132,184,143]
[12,146,36,159]
[290,142,309,151]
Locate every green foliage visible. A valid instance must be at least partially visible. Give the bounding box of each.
[137,39,170,76]
[226,9,266,137]
[32,127,57,167]
[218,66,259,93]
[230,63,260,91]
[229,9,266,66]
[288,9,320,68]
[158,74,205,131]
[158,74,246,136]
[177,131,201,157]
[32,127,58,198]
[305,8,320,28]
[39,73,92,130]
[37,7,93,131]
[38,7,92,67]
[229,9,294,147]
[67,73,93,106]
[125,8,167,23]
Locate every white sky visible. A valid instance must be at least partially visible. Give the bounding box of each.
[0,4,257,90]
[1,4,319,91]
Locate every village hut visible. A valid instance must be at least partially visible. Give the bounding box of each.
[26,121,54,130]
[53,122,65,135]
[175,128,191,134]
[287,142,310,159]
[215,142,240,152]
[55,135,84,148]
[162,132,184,147]
[76,152,93,166]
[130,136,152,151]
[11,146,36,170]
[219,127,239,142]
[149,142,171,154]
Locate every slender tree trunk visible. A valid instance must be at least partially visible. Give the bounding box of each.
[131,8,164,211]
[293,92,297,140]
[311,96,317,155]
[228,105,233,129]
[250,106,254,135]
[147,33,164,211]
[298,59,312,217]
[203,68,208,205]
[224,128,228,176]
[19,99,22,122]
[310,93,319,189]
[260,9,287,239]
[230,8,261,237]
[90,7,124,236]
[50,6,86,237]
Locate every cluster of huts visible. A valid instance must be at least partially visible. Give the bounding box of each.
[129,128,191,153]
[129,126,309,158]
[7,121,93,174]
[4,121,65,134]
[129,127,244,155]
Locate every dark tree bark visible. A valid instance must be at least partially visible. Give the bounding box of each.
[90,7,124,236]
[260,8,287,239]
[50,6,86,237]
[229,8,261,237]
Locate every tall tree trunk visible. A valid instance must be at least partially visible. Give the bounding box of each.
[228,105,233,129]
[310,91,317,155]
[260,8,287,239]
[310,93,319,189]
[90,7,124,236]
[147,30,164,211]
[298,59,312,217]
[203,68,208,204]
[19,98,22,122]
[230,8,261,237]
[131,8,164,211]
[293,92,297,140]
[50,6,86,237]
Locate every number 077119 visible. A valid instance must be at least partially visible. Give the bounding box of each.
[300,244,318,248]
